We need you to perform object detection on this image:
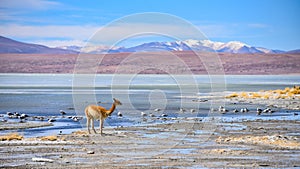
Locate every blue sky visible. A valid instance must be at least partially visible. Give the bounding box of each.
[0,0,299,50]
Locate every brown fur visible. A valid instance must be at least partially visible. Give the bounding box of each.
[85,98,122,134]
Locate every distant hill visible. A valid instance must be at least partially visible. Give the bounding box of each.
[0,36,77,54]
[287,49,300,54]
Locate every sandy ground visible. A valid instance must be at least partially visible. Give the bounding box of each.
[0,52,299,74]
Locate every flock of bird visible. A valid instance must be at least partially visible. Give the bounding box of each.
[115,106,277,119]
[214,106,275,115]
[3,105,295,124]
[4,110,83,123]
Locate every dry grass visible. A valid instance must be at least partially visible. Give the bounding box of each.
[225,93,239,98]
[72,130,88,135]
[40,135,58,141]
[0,133,23,141]
[226,86,300,100]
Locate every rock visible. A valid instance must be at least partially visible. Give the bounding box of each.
[32,157,54,163]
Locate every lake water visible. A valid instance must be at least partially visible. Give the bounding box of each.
[0,74,299,137]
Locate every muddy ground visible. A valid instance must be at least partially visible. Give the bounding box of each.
[0,116,299,168]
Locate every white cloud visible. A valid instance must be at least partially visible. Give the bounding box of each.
[0,0,62,10]
[248,23,269,28]
[0,22,231,47]
[0,24,98,40]
[33,40,87,47]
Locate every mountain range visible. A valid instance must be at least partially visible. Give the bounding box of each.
[0,35,298,54]
[0,36,77,54]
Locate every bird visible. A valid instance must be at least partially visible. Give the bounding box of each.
[19,114,28,122]
[48,118,56,123]
[190,109,196,113]
[60,110,66,115]
[233,109,239,113]
[161,113,168,117]
[149,113,155,117]
[117,111,123,117]
[71,116,83,122]
[20,113,29,118]
[240,108,249,113]
[154,108,161,112]
[141,112,147,117]
[179,108,186,113]
[37,116,44,121]
[257,108,262,115]
[14,112,20,117]
[6,112,13,116]
[218,106,228,113]
[262,108,271,114]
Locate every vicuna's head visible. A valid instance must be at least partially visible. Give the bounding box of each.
[113,98,122,106]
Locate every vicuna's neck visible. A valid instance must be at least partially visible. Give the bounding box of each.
[106,103,116,115]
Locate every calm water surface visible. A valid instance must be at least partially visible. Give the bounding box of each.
[0,74,299,137]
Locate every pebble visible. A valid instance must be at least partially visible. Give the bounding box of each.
[32,157,54,163]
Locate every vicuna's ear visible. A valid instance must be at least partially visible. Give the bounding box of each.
[113,98,116,102]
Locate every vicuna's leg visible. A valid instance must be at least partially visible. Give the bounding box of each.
[91,119,97,133]
[100,118,104,135]
[87,117,91,134]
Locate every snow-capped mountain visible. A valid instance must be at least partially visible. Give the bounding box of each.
[122,39,284,54]
[83,39,284,54]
